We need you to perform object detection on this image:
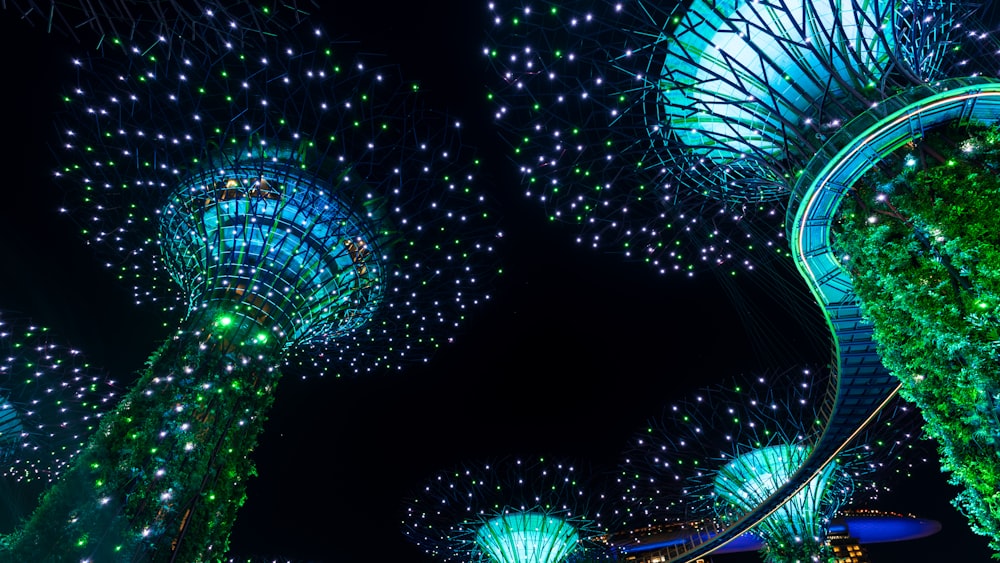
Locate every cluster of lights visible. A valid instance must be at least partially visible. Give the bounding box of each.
[1,1,315,48]
[402,456,618,562]
[617,367,924,560]
[483,1,995,277]
[5,3,501,560]
[54,4,501,377]
[0,312,119,484]
[484,1,792,276]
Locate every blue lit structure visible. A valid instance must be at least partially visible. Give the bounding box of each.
[157,146,390,357]
[610,512,941,559]
[485,1,981,258]
[485,1,999,559]
[712,444,849,561]
[402,457,618,562]
[5,4,499,561]
[618,368,923,562]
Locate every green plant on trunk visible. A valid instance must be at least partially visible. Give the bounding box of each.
[834,122,1000,556]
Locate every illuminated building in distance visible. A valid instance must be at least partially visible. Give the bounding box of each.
[612,510,940,562]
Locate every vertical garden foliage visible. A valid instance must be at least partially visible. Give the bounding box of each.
[835,124,1000,555]
[3,311,282,562]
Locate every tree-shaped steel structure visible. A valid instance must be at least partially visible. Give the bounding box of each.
[402,456,620,563]
[4,4,500,561]
[0,312,120,485]
[485,1,981,263]
[485,1,1000,558]
[616,367,925,562]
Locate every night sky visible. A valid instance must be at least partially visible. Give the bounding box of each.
[0,2,995,561]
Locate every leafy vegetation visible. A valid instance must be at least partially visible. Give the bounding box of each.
[834,122,1000,556]
[2,311,282,561]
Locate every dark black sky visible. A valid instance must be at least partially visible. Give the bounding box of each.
[0,2,994,561]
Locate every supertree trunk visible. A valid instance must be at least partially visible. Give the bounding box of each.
[9,310,283,561]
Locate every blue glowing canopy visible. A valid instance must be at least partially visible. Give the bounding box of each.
[475,512,580,563]
[159,146,387,350]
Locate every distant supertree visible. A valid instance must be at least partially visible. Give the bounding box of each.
[4,4,499,561]
[0,311,119,485]
[402,456,620,563]
[0,311,121,541]
[617,367,926,563]
[484,0,992,276]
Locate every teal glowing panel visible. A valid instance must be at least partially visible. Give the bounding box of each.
[475,512,580,563]
[0,400,23,458]
[158,147,386,349]
[656,0,896,186]
[714,444,846,552]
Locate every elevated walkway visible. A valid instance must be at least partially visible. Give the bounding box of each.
[662,76,1000,561]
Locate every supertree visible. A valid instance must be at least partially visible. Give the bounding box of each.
[484,1,799,278]
[3,4,500,561]
[616,367,927,563]
[484,0,1000,555]
[402,456,621,563]
[483,0,989,274]
[0,311,120,486]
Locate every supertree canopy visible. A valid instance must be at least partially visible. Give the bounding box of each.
[402,456,620,563]
[3,4,499,561]
[617,367,925,563]
[0,312,119,485]
[484,0,987,275]
[711,443,850,562]
[2,0,316,45]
